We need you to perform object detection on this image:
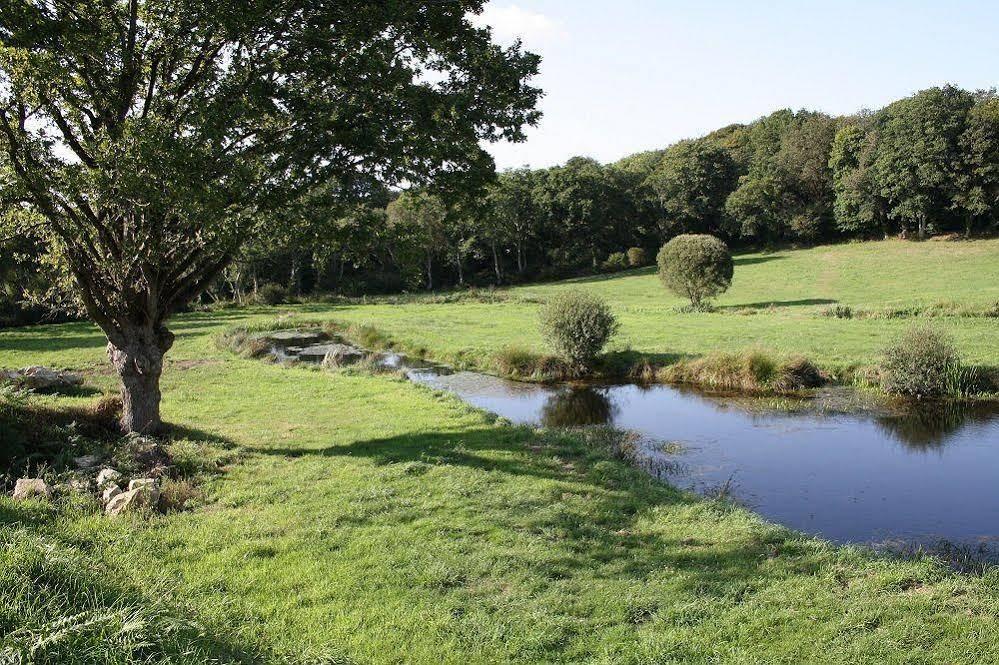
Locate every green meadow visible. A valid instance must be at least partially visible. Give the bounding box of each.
[2,238,999,662]
[312,238,999,371]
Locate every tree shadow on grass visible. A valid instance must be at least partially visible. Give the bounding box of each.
[733,254,787,267]
[548,266,657,286]
[0,310,252,361]
[0,321,108,357]
[718,298,837,310]
[253,424,824,600]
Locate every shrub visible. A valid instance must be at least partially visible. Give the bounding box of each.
[601,251,629,272]
[348,323,392,350]
[254,283,287,306]
[538,291,619,371]
[822,304,854,319]
[880,326,962,397]
[626,247,647,267]
[656,234,733,309]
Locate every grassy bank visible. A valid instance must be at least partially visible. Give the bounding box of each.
[3,301,999,662]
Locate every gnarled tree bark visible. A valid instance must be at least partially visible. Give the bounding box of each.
[106,326,175,434]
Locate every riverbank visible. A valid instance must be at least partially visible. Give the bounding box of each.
[217,318,999,405]
[4,325,999,661]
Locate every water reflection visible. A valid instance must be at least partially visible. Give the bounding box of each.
[541,387,615,427]
[875,402,997,450]
[407,368,999,553]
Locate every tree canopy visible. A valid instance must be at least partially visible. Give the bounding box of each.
[0,0,541,431]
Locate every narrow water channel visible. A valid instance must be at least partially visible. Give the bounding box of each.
[402,363,999,557]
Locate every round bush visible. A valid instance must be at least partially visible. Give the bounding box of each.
[626,247,647,267]
[656,234,733,308]
[880,326,962,397]
[538,291,619,371]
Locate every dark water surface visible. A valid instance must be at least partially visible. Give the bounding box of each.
[405,366,999,554]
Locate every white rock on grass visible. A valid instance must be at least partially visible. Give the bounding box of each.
[106,480,160,516]
[128,478,159,496]
[96,468,122,489]
[102,484,122,505]
[12,478,52,500]
[73,455,101,469]
[2,367,84,391]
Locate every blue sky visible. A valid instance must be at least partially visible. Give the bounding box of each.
[475,0,999,170]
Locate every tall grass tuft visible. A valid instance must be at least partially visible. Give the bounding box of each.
[0,530,221,663]
[661,350,826,393]
[492,346,575,382]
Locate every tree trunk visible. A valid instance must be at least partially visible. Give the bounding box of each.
[289,253,301,294]
[426,254,434,290]
[917,217,927,240]
[516,241,524,274]
[455,246,464,285]
[107,326,175,434]
[491,241,502,284]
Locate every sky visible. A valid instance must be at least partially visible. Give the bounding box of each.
[472,0,999,170]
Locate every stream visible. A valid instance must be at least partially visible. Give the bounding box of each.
[401,361,999,558]
[273,334,999,558]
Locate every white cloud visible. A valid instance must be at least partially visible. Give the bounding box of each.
[472,4,567,47]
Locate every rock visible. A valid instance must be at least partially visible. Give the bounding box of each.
[12,478,52,500]
[296,343,363,364]
[106,480,159,516]
[2,366,84,392]
[128,478,161,502]
[128,477,156,491]
[74,454,101,469]
[263,330,324,347]
[102,484,122,504]
[96,468,122,489]
[67,477,91,493]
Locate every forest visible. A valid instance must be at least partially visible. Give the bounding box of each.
[2,83,997,325]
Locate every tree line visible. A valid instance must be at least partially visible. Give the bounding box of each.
[4,84,999,325]
[222,84,999,298]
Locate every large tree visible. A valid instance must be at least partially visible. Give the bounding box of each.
[645,138,736,241]
[870,86,975,239]
[0,1,540,432]
[533,157,635,270]
[829,121,884,237]
[956,94,999,236]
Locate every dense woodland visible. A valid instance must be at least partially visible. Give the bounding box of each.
[3,84,998,324]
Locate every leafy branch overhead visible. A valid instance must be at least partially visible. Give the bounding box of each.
[0,0,541,432]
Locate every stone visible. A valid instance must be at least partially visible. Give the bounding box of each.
[96,468,122,489]
[73,454,101,469]
[2,366,84,392]
[263,330,324,347]
[128,478,161,502]
[102,484,122,504]
[106,480,159,516]
[297,343,363,364]
[12,478,52,500]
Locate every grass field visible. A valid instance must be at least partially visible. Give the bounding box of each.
[319,238,999,372]
[2,238,999,662]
